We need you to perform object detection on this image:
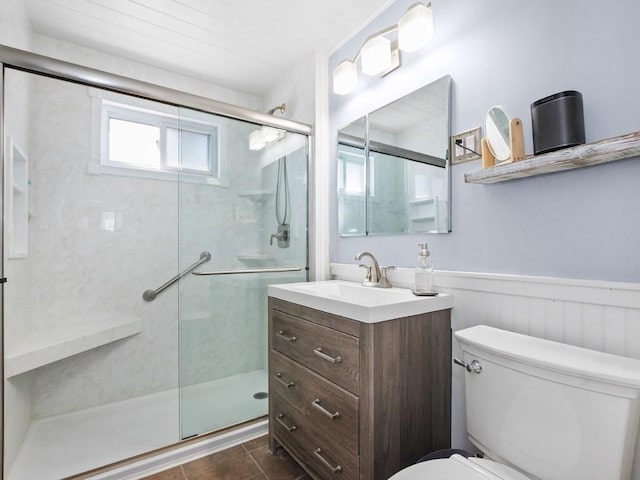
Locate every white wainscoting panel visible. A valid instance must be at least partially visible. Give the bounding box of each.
[331,263,640,355]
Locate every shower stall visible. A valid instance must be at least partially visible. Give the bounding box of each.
[1,47,310,479]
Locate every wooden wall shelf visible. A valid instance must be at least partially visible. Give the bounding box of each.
[464,131,640,184]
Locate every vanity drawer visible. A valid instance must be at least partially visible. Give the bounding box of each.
[271,310,359,394]
[272,393,359,480]
[270,350,358,455]
[271,297,361,337]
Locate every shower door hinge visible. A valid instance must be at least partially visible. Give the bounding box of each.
[0,278,6,284]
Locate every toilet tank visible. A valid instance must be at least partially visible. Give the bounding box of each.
[455,325,640,480]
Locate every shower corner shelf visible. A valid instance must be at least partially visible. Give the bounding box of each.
[5,316,143,378]
[237,190,274,203]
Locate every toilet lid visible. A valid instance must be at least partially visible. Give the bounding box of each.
[388,454,529,480]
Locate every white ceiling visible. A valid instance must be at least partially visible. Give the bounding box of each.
[24,0,394,96]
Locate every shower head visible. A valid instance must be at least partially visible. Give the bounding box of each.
[267,103,286,115]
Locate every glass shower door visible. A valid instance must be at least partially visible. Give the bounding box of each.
[2,67,186,479]
[177,109,308,439]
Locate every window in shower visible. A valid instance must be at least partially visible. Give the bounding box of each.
[89,89,226,184]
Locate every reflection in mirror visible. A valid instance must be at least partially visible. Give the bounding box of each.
[337,117,367,235]
[485,106,511,161]
[337,75,451,236]
[368,151,448,233]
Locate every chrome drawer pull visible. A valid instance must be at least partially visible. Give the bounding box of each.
[274,373,295,388]
[313,347,342,364]
[312,399,340,419]
[314,448,342,474]
[275,414,297,432]
[276,330,297,342]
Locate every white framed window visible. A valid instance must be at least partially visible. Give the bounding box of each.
[89,89,227,186]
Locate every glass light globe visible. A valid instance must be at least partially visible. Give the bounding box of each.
[361,35,392,76]
[249,129,266,151]
[398,3,434,53]
[333,60,358,95]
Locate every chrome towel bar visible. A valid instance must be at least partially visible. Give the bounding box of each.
[192,266,303,276]
[143,251,211,302]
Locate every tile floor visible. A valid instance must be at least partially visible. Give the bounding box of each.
[142,435,309,480]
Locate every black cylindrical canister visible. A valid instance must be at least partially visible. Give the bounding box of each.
[530,91,585,155]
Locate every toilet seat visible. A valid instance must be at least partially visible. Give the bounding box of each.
[388,454,530,480]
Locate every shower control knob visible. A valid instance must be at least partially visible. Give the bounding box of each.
[270,224,290,248]
[453,358,482,374]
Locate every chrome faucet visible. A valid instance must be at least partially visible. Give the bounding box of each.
[355,251,393,288]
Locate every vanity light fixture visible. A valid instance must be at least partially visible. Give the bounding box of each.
[332,2,433,95]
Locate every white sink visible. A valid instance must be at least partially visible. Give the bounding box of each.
[268,280,453,323]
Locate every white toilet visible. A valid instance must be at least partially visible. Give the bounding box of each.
[390,325,640,480]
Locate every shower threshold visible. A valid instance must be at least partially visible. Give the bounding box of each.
[8,369,268,480]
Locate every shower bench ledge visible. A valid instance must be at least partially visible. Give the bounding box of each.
[5,316,143,377]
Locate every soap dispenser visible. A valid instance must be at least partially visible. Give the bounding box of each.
[414,243,436,296]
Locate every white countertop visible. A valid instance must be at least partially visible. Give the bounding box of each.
[268,280,453,323]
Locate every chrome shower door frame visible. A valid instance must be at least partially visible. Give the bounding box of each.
[0,44,312,475]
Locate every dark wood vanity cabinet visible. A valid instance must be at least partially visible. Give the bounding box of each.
[268,297,451,480]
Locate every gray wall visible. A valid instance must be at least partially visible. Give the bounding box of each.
[329,0,640,282]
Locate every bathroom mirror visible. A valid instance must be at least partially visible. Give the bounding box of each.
[485,106,511,161]
[337,75,451,236]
